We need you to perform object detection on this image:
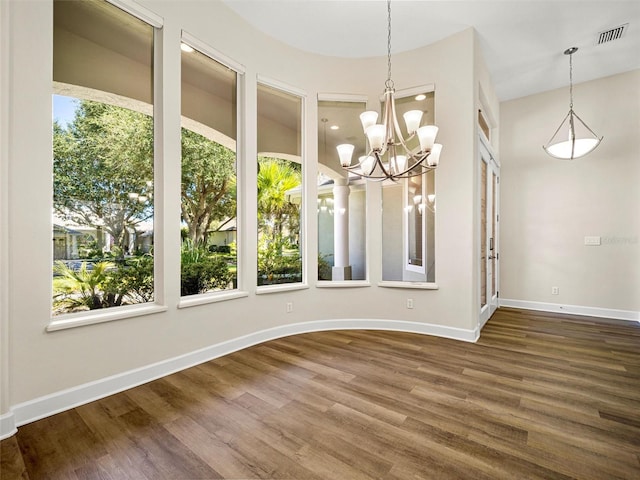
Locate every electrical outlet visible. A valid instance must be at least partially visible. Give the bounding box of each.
[407,298,414,309]
[286,302,293,313]
[551,286,559,295]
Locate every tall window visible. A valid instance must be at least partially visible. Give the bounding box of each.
[257,83,303,286]
[317,99,367,281]
[52,0,155,315]
[180,40,238,297]
[382,90,436,282]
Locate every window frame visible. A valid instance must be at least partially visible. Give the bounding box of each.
[316,93,370,287]
[177,32,247,307]
[48,0,164,331]
[378,84,438,290]
[255,76,307,293]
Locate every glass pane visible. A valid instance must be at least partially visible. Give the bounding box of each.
[382,90,436,282]
[317,100,367,281]
[52,0,154,315]
[492,171,497,297]
[481,161,487,307]
[257,84,303,286]
[407,176,424,269]
[180,44,238,296]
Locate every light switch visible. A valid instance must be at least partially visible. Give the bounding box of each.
[584,236,601,246]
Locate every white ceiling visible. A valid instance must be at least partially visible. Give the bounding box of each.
[222,0,640,101]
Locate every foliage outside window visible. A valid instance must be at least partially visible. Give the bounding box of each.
[257,84,303,286]
[181,44,238,296]
[52,0,155,315]
[257,157,302,285]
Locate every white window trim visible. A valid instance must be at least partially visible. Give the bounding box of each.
[316,280,371,288]
[47,304,168,332]
[178,290,249,309]
[378,281,438,290]
[256,283,310,295]
[106,0,163,28]
[181,31,246,75]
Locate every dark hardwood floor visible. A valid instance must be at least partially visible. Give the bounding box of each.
[2,307,640,479]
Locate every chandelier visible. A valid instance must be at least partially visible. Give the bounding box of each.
[336,0,442,181]
[543,47,602,159]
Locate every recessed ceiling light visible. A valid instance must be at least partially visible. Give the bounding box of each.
[415,94,426,101]
[181,43,194,53]
[330,125,339,130]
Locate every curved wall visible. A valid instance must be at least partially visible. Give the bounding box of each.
[1,0,497,436]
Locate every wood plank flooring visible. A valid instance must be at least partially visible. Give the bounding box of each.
[2,307,639,479]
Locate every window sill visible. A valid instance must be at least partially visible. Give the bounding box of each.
[47,303,168,332]
[256,283,309,295]
[378,281,439,290]
[178,290,249,309]
[316,280,371,288]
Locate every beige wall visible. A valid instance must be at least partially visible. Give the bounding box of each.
[500,70,640,312]
[2,0,492,422]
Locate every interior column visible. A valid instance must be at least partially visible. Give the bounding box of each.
[332,179,352,280]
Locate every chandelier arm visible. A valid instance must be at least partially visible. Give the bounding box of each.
[543,109,572,147]
[571,110,604,139]
[374,150,391,178]
[381,89,394,156]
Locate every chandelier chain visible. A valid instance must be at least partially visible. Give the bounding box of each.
[386,0,393,88]
[569,51,573,110]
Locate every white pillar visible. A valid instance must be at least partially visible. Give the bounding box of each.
[332,179,352,280]
[70,234,78,259]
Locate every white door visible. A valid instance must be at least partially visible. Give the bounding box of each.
[479,138,500,328]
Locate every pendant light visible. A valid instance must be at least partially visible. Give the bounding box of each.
[336,0,442,180]
[543,47,602,159]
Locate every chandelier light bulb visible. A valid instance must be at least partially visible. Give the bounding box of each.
[359,111,379,132]
[403,110,423,135]
[365,124,386,151]
[392,155,407,173]
[417,125,439,152]
[336,144,355,167]
[360,155,376,175]
[428,144,442,167]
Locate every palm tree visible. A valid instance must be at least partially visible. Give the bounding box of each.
[52,261,116,311]
[256,157,302,282]
[257,157,301,240]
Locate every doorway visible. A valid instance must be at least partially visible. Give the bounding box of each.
[479,137,499,328]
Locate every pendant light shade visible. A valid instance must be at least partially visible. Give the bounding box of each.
[543,47,602,160]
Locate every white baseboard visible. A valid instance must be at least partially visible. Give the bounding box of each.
[1,318,476,439]
[499,299,640,322]
[0,412,16,440]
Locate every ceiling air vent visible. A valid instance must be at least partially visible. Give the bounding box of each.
[597,23,628,45]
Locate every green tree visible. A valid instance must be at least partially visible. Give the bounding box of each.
[181,128,236,246]
[257,157,301,242]
[257,157,302,281]
[53,100,153,252]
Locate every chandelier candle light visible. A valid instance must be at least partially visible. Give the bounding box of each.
[543,47,602,159]
[336,0,442,180]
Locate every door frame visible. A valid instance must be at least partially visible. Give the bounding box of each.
[478,135,500,329]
